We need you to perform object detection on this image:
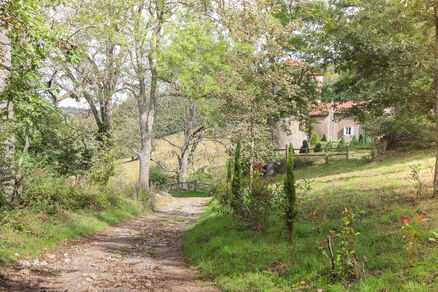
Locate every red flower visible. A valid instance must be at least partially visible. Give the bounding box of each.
[233,215,238,219]
[401,217,410,226]
[310,210,317,217]
[263,181,267,186]
[417,213,424,220]
[256,162,263,171]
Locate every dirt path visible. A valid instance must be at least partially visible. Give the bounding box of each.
[0,196,218,292]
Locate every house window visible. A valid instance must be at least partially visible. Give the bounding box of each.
[344,127,354,135]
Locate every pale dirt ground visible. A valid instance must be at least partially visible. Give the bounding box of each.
[0,196,219,292]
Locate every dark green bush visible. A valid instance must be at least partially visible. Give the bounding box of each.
[314,143,322,152]
[321,134,327,142]
[299,140,309,153]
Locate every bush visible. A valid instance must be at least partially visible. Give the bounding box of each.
[87,148,115,187]
[314,143,322,152]
[299,140,309,153]
[337,136,346,150]
[150,167,172,186]
[327,141,333,148]
[321,134,327,142]
[188,167,215,184]
[293,156,317,168]
[310,133,319,145]
[350,135,358,148]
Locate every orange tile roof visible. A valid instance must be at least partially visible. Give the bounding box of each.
[309,101,367,116]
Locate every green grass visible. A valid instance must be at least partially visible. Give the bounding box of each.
[185,150,438,291]
[172,191,212,198]
[0,198,148,267]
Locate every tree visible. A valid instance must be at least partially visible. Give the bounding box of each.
[284,144,297,243]
[213,0,319,178]
[0,0,58,202]
[124,1,224,189]
[49,0,128,144]
[226,158,232,182]
[231,140,242,214]
[301,0,438,196]
[0,0,13,201]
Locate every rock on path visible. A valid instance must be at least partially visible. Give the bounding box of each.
[0,197,218,292]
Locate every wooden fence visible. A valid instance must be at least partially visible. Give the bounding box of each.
[160,180,215,193]
[275,145,349,163]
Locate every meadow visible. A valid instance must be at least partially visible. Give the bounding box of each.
[184,150,438,291]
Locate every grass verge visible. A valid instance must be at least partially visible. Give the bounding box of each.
[185,150,438,291]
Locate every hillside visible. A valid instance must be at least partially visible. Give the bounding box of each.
[118,132,228,183]
[185,150,438,291]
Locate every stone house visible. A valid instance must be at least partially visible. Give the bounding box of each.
[274,101,365,149]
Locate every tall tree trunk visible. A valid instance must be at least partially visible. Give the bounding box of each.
[178,146,189,183]
[433,9,438,198]
[138,67,157,190]
[0,10,14,202]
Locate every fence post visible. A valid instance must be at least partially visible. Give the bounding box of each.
[346,146,349,161]
[285,144,289,162]
[194,180,198,192]
[325,146,329,164]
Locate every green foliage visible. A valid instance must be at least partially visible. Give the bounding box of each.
[350,135,358,148]
[226,158,233,182]
[188,167,215,184]
[231,140,242,214]
[299,140,309,153]
[186,151,438,291]
[314,142,322,153]
[150,167,172,186]
[284,145,297,242]
[321,134,327,142]
[326,141,333,148]
[87,147,116,187]
[310,133,319,145]
[337,136,346,150]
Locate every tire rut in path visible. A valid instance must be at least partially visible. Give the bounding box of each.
[0,197,218,292]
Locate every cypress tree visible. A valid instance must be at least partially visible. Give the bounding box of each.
[284,144,297,243]
[226,158,233,182]
[231,140,242,213]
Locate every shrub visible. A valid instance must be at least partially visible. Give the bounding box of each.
[188,167,215,184]
[226,158,232,182]
[310,133,319,145]
[337,136,346,150]
[314,143,322,152]
[327,141,333,148]
[87,148,115,187]
[350,135,358,148]
[150,167,172,186]
[321,134,327,142]
[284,144,297,243]
[299,140,309,153]
[212,178,233,213]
